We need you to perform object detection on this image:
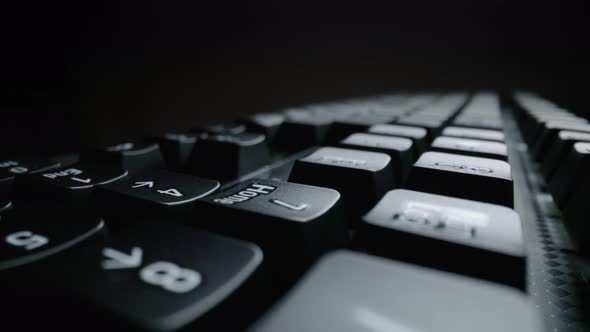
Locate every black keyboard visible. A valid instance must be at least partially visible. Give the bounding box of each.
[2,92,588,331]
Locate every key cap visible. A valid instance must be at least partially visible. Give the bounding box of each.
[289,147,393,221]
[541,130,590,180]
[367,123,428,157]
[204,123,247,135]
[338,133,413,184]
[154,132,199,170]
[360,189,525,289]
[189,132,271,181]
[95,169,220,221]
[325,114,395,143]
[249,251,540,332]
[275,112,333,151]
[405,152,513,207]
[15,163,128,207]
[442,126,505,142]
[195,179,348,281]
[431,136,508,161]
[530,121,590,160]
[453,115,504,130]
[548,142,590,208]
[397,116,445,139]
[563,172,590,256]
[0,208,104,270]
[239,113,285,142]
[83,142,165,174]
[34,222,266,331]
[0,158,61,207]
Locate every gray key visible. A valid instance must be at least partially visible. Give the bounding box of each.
[442,126,505,142]
[361,189,525,289]
[249,250,540,332]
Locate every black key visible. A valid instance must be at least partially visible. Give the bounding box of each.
[431,136,508,161]
[83,142,165,173]
[189,132,271,181]
[405,152,513,207]
[275,112,333,151]
[204,123,247,135]
[195,179,348,281]
[0,209,104,270]
[548,142,590,209]
[239,113,285,142]
[563,172,590,256]
[155,132,199,170]
[397,117,445,139]
[0,158,61,207]
[289,147,393,221]
[36,222,266,331]
[361,189,525,289]
[442,126,505,142]
[325,114,395,143]
[249,251,540,332]
[367,123,429,156]
[541,130,590,180]
[95,169,220,221]
[16,163,128,207]
[530,121,590,160]
[338,133,413,184]
[453,115,504,130]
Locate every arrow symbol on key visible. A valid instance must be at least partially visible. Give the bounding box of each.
[102,247,143,270]
[71,177,91,184]
[270,199,310,211]
[131,181,154,189]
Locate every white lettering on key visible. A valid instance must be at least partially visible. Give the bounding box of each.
[157,188,183,197]
[9,166,29,174]
[102,247,143,270]
[131,181,154,189]
[213,183,277,205]
[140,261,202,293]
[0,161,19,168]
[5,231,49,250]
[43,168,83,179]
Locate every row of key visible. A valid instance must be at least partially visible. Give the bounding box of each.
[0,92,545,331]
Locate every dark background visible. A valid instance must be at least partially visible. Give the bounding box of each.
[2,0,588,156]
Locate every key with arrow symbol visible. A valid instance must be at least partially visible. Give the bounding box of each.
[131,181,154,189]
[102,247,143,270]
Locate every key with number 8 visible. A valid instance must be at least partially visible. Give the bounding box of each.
[34,222,267,331]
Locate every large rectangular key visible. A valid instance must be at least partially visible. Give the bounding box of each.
[360,189,525,289]
[249,251,540,332]
[28,222,266,331]
[405,152,513,207]
[541,130,590,180]
[548,142,590,208]
[442,126,505,142]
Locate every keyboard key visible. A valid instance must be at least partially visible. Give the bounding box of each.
[0,209,104,270]
[367,123,429,157]
[239,113,285,142]
[431,136,508,161]
[37,222,266,331]
[275,112,333,150]
[204,123,247,135]
[361,189,525,289]
[195,179,348,280]
[453,115,504,130]
[95,169,220,221]
[405,152,513,207]
[0,158,61,207]
[83,142,165,174]
[289,147,393,221]
[338,133,413,184]
[155,132,199,170]
[189,132,271,180]
[16,163,128,207]
[548,142,590,208]
[530,121,590,160]
[541,130,590,180]
[249,251,540,332]
[442,126,505,142]
[397,116,445,139]
[326,114,395,143]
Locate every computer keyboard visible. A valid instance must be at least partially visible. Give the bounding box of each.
[1,92,589,331]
